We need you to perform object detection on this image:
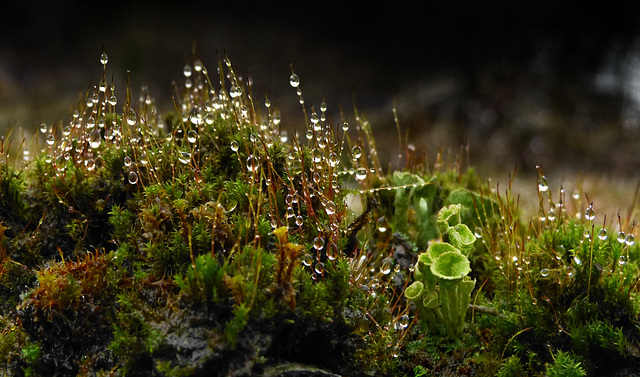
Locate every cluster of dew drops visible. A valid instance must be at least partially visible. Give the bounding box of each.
[535,173,636,281]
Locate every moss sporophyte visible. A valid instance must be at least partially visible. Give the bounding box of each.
[1,50,640,376]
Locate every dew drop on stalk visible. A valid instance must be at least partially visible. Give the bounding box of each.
[398,314,410,329]
[123,156,132,167]
[272,114,281,126]
[617,231,626,244]
[305,130,313,140]
[619,255,627,266]
[187,130,198,144]
[598,228,608,241]
[625,234,635,246]
[573,256,582,265]
[391,346,400,358]
[377,217,387,232]
[289,73,300,88]
[547,209,556,221]
[279,130,288,143]
[325,201,336,215]
[310,112,319,124]
[40,122,48,134]
[380,257,393,275]
[246,155,259,173]
[320,101,327,113]
[230,140,239,152]
[108,95,117,106]
[540,268,549,277]
[183,64,192,77]
[229,85,242,98]
[572,191,580,200]
[326,245,338,261]
[314,262,325,274]
[128,171,139,185]
[100,52,108,66]
[301,254,313,267]
[312,236,325,251]
[179,152,191,165]
[355,167,367,181]
[194,59,203,72]
[584,205,595,221]
[46,134,55,146]
[537,175,549,192]
[351,146,362,160]
[89,128,101,149]
[85,158,95,171]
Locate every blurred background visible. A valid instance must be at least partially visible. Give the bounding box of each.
[2,1,640,216]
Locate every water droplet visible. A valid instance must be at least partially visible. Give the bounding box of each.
[100,52,108,66]
[585,205,595,221]
[295,215,304,226]
[617,231,626,244]
[598,228,608,241]
[538,175,549,192]
[85,158,95,171]
[574,256,582,265]
[179,151,191,164]
[194,59,203,72]
[325,201,336,215]
[326,245,338,261]
[355,167,367,181]
[391,346,400,358]
[352,146,362,160]
[289,73,300,88]
[314,262,325,274]
[377,217,387,232]
[398,314,409,329]
[625,234,635,246]
[187,130,198,144]
[573,191,580,200]
[619,255,627,266]
[108,94,117,106]
[183,64,192,77]
[320,102,327,112]
[230,140,239,152]
[40,122,48,134]
[312,236,325,251]
[279,130,288,143]
[123,156,132,167]
[474,227,483,238]
[229,85,242,98]
[246,155,258,173]
[46,134,55,146]
[380,257,393,275]
[302,254,313,267]
[128,171,139,184]
[342,122,349,132]
[547,209,556,221]
[99,79,107,93]
[540,268,549,277]
[89,128,101,149]
[310,112,319,124]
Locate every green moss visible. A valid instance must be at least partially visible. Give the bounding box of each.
[2,51,640,376]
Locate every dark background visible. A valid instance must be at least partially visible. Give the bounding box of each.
[2,1,640,176]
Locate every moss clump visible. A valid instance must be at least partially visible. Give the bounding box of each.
[0,51,640,377]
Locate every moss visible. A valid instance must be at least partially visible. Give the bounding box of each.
[1,51,640,376]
